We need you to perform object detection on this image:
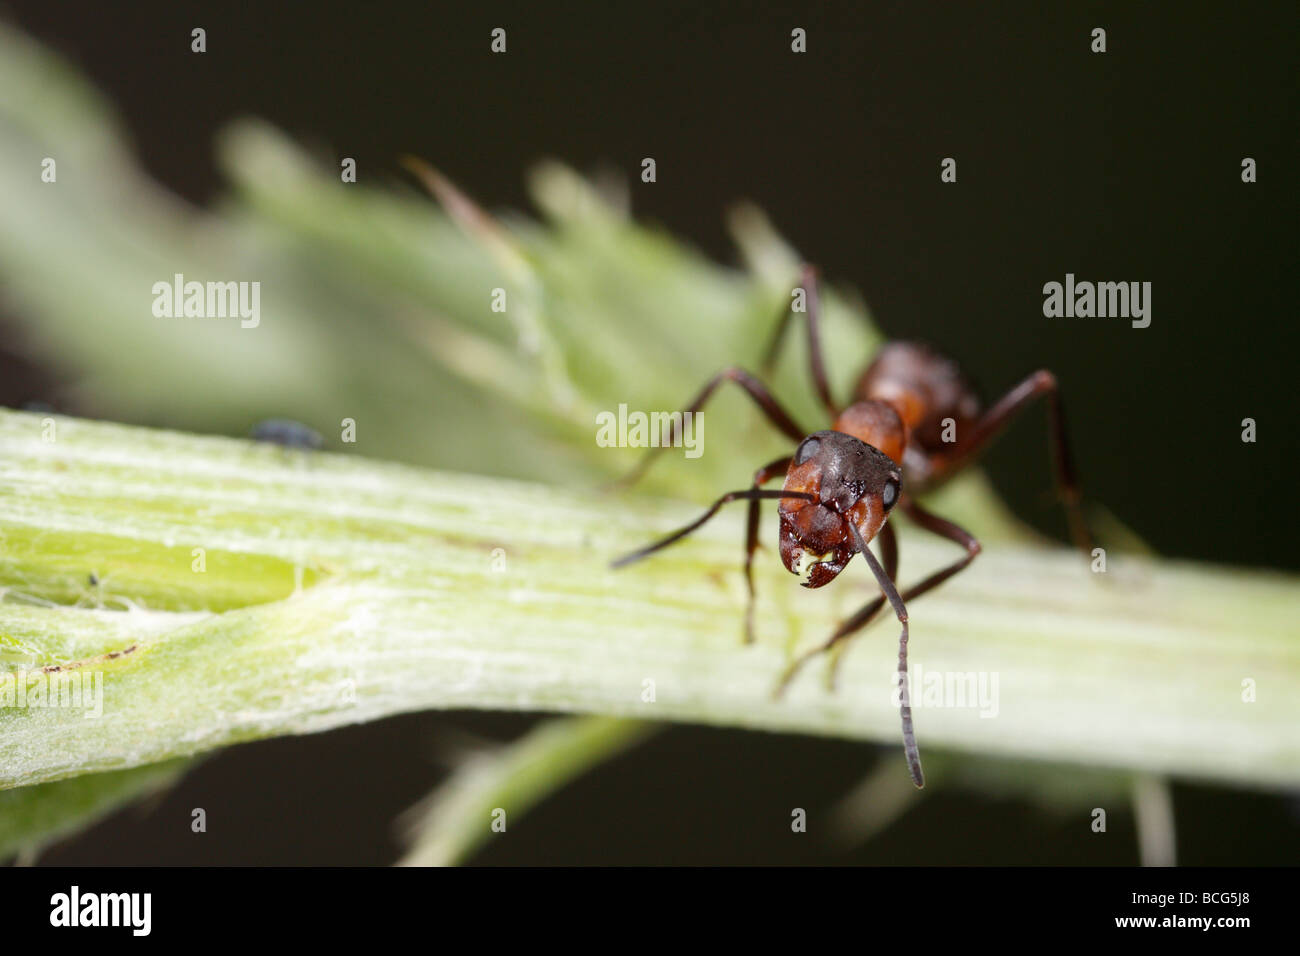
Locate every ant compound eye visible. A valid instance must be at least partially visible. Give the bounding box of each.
[794,436,821,466]
[881,478,900,511]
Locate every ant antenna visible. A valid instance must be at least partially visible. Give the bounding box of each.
[611,490,815,569]
[849,522,924,788]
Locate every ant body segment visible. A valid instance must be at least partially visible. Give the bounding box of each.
[612,266,1091,788]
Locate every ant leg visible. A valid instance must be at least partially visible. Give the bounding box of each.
[612,489,814,570]
[759,264,837,415]
[824,499,980,686]
[879,517,899,584]
[774,497,980,695]
[946,370,1092,556]
[615,367,806,489]
[742,455,794,643]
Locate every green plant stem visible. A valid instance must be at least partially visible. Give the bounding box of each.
[1,408,1297,792]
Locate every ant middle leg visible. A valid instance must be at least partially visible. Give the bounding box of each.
[615,367,806,489]
[824,499,980,689]
[773,498,980,696]
[759,264,837,416]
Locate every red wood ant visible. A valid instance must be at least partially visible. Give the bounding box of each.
[612,266,1091,788]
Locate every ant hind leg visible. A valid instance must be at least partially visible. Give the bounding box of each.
[948,370,1092,556]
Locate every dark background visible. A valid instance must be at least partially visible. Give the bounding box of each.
[3,1,1296,864]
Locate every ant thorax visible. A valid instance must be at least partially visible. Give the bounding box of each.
[831,400,907,465]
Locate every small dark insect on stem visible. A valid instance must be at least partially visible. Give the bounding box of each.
[249,418,323,450]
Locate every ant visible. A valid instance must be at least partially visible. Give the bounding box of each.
[611,265,1091,788]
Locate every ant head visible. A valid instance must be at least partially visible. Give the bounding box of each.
[778,430,902,588]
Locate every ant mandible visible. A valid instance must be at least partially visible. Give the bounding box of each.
[611,265,1092,788]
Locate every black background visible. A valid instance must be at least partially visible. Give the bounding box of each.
[3,1,1296,864]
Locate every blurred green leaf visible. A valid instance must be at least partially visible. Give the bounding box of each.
[0,759,190,863]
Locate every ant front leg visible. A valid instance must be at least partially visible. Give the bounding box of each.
[614,367,806,489]
[742,455,794,643]
[760,264,838,416]
[878,516,899,585]
[947,370,1093,557]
